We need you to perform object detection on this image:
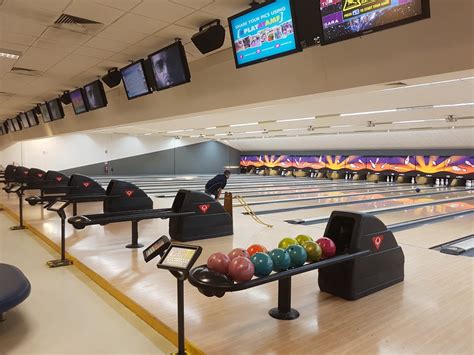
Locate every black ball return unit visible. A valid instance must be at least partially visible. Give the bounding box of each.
[68,180,234,248]
[189,211,405,320]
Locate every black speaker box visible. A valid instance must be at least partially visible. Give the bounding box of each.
[60,91,71,105]
[191,20,225,54]
[102,69,122,88]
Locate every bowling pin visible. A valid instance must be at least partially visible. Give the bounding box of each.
[440,179,444,186]
[467,180,471,187]
[386,176,390,182]
[445,179,449,186]
[435,178,440,186]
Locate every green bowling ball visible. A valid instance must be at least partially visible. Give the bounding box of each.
[269,248,291,272]
[278,237,298,250]
[295,234,313,246]
[302,241,322,262]
[286,244,307,268]
[250,252,273,277]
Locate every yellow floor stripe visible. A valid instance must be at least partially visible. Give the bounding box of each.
[0,203,205,355]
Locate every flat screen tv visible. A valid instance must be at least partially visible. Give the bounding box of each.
[0,124,6,135]
[12,117,22,131]
[228,0,301,68]
[148,41,191,91]
[83,80,108,110]
[26,110,39,127]
[318,0,430,45]
[70,88,89,115]
[47,98,65,120]
[39,103,52,123]
[19,112,30,128]
[120,60,153,100]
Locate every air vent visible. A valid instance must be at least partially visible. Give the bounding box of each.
[386,81,407,87]
[0,91,14,97]
[11,67,42,77]
[55,14,101,25]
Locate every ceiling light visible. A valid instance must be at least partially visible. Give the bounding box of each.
[245,130,264,134]
[0,49,21,59]
[433,102,474,108]
[282,128,303,131]
[205,126,217,130]
[215,133,227,136]
[167,129,184,133]
[392,120,427,124]
[230,122,258,127]
[340,109,397,117]
[382,76,474,91]
[276,117,315,123]
[330,124,354,128]
[143,133,152,136]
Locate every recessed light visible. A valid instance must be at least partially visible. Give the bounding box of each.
[230,122,258,127]
[0,49,21,60]
[340,109,397,117]
[276,117,315,123]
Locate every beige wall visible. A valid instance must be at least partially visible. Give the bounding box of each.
[2,0,473,144]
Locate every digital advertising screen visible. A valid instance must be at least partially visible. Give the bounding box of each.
[12,117,22,131]
[39,103,52,123]
[149,42,191,91]
[229,0,301,68]
[47,99,65,120]
[70,89,89,115]
[319,0,430,45]
[121,60,152,100]
[84,80,108,110]
[0,124,6,135]
[7,119,15,132]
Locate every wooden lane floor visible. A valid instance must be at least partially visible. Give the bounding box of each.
[253,189,473,221]
[1,190,472,354]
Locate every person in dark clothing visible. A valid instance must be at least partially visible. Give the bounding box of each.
[205,170,231,200]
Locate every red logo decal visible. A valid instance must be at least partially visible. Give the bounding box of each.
[37,173,43,178]
[372,235,384,251]
[56,176,63,182]
[24,170,28,175]
[82,182,91,188]
[125,190,134,198]
[199,204,210,214]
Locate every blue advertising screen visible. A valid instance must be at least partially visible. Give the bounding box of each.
[229,0,300,68]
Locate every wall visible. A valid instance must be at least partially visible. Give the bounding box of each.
[1,0,472,143]
[60,141,241,176]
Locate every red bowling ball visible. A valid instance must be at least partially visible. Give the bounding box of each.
[228,256,254,282]
[228,248,250,260]
[247,244,267,257]
[316,237,336,259]
[207,252,231,275]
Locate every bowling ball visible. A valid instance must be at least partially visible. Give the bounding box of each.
[228,248,250,260]
[415,188,420,193]
[207,252,230,274]
[316,237,336,259]
[247,244,267,257]
[228,256,254,282]
[269,248,291,272]
[250,252,273,277]
[295,234,312,246]
[278,237,298,250]
[286,245,307,268]
[303,241,322,262]
[191,266,234,298]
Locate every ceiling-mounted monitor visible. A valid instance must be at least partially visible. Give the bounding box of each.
[12,117,22,131]
[47,98,65,120]
[26,110,39,127]
[228,0,301,69]
[0,124,6,135]
[18,112,30,129]
[148,41,191,91]
[39,103,52,123]
[120,60,153,100]
[6,119,15,132]
[84,80,108,110]
[318,0,430,45]
[70,88,89,115]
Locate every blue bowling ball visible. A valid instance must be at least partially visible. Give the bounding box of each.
[250,252,273,277]
[268,248,291,272]
[286,244,307,268]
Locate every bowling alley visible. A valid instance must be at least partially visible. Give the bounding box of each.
[0,0,473,354]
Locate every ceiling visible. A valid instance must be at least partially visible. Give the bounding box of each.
[88,70,474,146]
[0,0,250,117]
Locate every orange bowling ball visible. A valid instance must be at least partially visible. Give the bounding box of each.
[247,244,267,257]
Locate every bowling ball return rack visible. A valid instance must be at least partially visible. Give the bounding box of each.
[189,211,405,320]
[68,180,234,248]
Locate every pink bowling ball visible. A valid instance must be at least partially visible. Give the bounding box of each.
[228,256,254,282]
[316,237,336,259]
[207,252,231,274]
[228,248,250,260]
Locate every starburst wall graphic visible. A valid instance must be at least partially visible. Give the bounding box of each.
[240,155,474,175]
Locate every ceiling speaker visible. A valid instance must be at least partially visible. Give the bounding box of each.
[101,68,122,88]
[60,91,71,105]
[191,19,225,54]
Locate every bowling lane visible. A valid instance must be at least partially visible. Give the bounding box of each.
[394,214,474,248]
[257,190,473,221]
